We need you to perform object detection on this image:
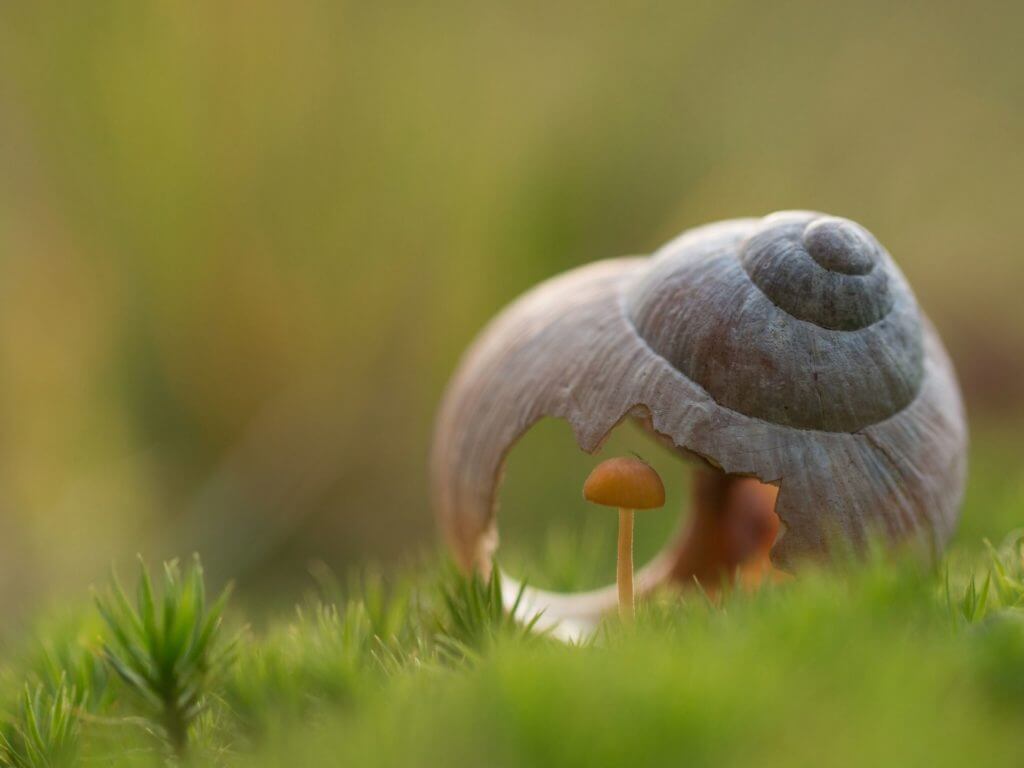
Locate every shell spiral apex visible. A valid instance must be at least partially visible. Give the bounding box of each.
[740,214,892,331]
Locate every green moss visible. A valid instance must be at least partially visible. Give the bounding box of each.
[0,537,1023,766]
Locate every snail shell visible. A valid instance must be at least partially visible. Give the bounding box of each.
[431,211,967,637]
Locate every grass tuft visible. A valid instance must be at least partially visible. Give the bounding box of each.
[0,680,81,768]
[226,599,375,735]
[93,555,237,758]
[430,565,545,662]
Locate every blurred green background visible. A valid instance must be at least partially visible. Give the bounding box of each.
[0,1,1021,613]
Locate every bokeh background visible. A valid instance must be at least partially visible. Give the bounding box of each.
[0,1,1021,614]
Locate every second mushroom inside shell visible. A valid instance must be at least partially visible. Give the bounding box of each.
[431,211,967,637]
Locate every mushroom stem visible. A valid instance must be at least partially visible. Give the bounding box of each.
[617,508,635,621]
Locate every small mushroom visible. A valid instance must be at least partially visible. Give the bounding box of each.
[583,457,666,621]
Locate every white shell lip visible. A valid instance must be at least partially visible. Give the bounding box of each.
[431,213,968,637]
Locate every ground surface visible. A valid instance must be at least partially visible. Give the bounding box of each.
[0,521,1022,768]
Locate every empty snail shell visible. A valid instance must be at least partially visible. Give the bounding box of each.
[430,211,967,638]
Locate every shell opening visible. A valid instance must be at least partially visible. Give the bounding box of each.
[494,415,784,640]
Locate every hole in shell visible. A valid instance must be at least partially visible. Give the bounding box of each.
[496,416,784,595]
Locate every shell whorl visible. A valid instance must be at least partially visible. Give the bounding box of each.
[627,212,925,432]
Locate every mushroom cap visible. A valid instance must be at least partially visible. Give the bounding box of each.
[431,211,968,575]
[583,457,666,510]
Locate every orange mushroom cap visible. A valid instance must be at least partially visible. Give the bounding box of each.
[583,457,665,510]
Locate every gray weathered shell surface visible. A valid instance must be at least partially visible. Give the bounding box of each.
[431,211,967,633]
